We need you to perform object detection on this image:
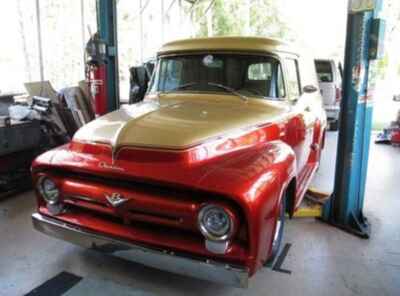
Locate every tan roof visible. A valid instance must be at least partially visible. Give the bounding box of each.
[158,36,296,55]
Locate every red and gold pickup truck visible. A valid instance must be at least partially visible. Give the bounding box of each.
[32,37,326,287]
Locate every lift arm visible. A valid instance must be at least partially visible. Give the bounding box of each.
[97,0,120,112]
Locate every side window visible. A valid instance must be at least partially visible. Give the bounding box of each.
[277,65,285,98]
[286,59,301,99]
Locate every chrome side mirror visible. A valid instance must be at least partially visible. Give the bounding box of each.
[303,85,318,94]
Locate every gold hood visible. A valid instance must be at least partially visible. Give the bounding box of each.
[73,94,288,150]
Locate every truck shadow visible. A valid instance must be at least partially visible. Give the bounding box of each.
[59,247,235,296]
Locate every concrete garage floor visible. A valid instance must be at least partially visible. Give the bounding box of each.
[0,132,399,296]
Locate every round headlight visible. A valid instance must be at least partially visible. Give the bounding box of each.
[37,176,59,205]
[198,205,233,241]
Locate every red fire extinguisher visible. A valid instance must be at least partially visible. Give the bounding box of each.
[85,33,108,116]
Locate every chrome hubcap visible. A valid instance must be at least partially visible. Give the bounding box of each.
[272,203,284,247]
[273,219,282,245]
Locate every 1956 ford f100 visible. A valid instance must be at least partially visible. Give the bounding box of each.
[31,37,326,288]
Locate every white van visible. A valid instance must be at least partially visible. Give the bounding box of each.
[315,59,342,130]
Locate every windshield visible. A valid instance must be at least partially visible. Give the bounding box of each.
[149,54,285,100]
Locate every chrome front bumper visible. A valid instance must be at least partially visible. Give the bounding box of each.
[32,213,249,288]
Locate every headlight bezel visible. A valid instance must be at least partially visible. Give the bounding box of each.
[37,175,60,205]
[198,204,235,241]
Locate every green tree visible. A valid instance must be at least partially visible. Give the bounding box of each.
[249,0,292,39]
[189,0,292,40]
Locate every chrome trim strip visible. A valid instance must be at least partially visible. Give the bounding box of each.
[32,213,249,288]
[66,195,105,204]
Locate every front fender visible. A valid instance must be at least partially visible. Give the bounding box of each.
[197,140,296,274]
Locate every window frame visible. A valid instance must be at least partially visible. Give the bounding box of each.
[285,57,302,101]
[276,63,286,99]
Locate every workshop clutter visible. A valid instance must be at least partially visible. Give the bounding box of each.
[0,81,95,198]
[375,96,400,147]
[22,80,95,140]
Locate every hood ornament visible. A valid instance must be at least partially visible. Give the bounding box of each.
[105,193,128,207]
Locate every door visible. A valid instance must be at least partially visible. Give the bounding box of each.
[284,58,315,176]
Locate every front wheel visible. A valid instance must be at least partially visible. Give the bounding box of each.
[265,195,286,265]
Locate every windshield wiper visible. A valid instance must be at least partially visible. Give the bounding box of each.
[207,82,248,102]
[166,82,199,93]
